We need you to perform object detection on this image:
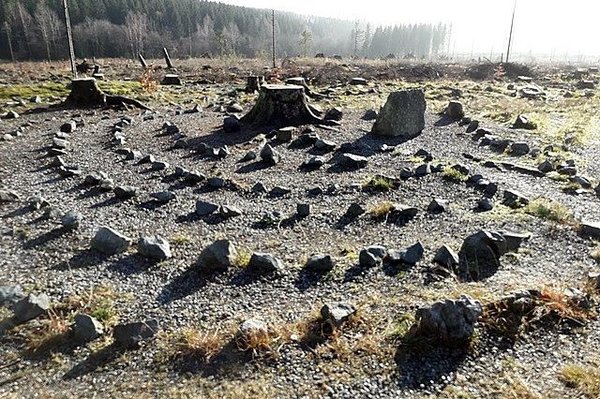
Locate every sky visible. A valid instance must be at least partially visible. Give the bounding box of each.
[219,0,600,57]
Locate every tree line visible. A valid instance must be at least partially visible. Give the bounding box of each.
[0,0,451,61]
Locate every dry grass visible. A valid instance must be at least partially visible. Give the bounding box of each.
[363,175,395,192]
[168,327,229,363]
[368,201,395,219]
[560,360,600,398]
[590,245,600,263]
[23,309,71,355]
[524,198,573,224]
[499,375,547,399]
[442,166,469,182]
[61,284,121,326]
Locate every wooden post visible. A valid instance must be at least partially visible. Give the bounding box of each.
[506,0,517,64]
[138,53,148,69]
[163,47,174,69]
[62,0,77,78]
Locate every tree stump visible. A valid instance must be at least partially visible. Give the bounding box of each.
[64,78,151,110]
[240,84,330,128]
[285,77,325,99]
[65,78,106,106]
[161,74,182,85]
[246,76,265,93]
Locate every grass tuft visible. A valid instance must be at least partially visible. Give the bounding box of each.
[369,201,395,219]
[363,175,395,192]
[560,361,600,398]
[524,198,573,224]
[442,166,469,182]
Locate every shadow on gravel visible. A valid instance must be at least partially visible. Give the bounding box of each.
[294,269,327,292]
[393,346,469,388]
[23,226,69,249]
[343,264,370,283]
[136,200,166,211]
[175,212,227,226]
[434,116,455,127]
[167,339,253,378]
[0,317,18,336]
[235,161,271,174]
[53,249,108,270]
[158,267,209,304]
[90,197,120,208]
[108,254,157,275]
[2,206,31,219]
[63,343,126,380]
[187,127,261,148]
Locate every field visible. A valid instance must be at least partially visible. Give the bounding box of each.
[0,57,599,398]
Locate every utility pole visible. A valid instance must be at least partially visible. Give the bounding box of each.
[62,0,77,78]
[506,0,517,64]
[272,9,276,68]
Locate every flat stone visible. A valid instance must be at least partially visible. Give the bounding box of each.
[195,200,219,216]
[61,210,82,230]
[150,191,176,204]
[304,254,334,273]
[247,252,284,275]
[580,221,600,239]
[114,186,138,200]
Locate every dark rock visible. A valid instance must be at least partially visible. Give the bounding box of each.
[73,314,104,342]
[361,109,378,121]
[223,116,241,133]
[305,254,334,273]
[477,197,494,211]
[513,114,537,130]
[276,127,295,142]
[502,190,530,208]
[314,139,336,153]
[445,101,464,120]
[427,198,448,213]
[324,107,343,121]
[457,230,507,281]
[195,200,219,216]
[114,185,138,200]
[0,285,25,308]
[151,161,169,171]
[13,293,50,323]
[219,205,242,218]
[113,319,159,348]
[297,203,311,217]
[402,242,425,265]
[411,295,482,344]
[414,163,432,177]
[345,203,365,218]
[433,245,459,269]
[580,221,600,239]
[150,191,176,204]
[260,144,280,165]
[510,142,530,156]
[302,156,326,169]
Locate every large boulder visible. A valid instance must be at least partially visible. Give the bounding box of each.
[411,295,482,344]
[371,89,426,138]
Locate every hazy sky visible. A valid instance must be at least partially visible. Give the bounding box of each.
[220,0,600,57]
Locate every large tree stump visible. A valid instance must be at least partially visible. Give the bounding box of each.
[240,84,330,128]
[64,78,151,110]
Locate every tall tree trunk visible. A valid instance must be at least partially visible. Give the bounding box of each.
[4,22,15,63]
[17,2,32,60]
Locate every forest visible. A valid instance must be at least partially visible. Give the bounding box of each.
[0,0,451,61]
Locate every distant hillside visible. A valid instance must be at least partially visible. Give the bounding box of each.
[0,0,450,61]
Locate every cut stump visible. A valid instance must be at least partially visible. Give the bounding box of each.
[240,84,331,128]
[64,78,151,111]
[246,75,265,93]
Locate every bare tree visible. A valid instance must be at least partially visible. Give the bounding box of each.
[194,15,215,55]
[3,21,15,62]
[124,11,148,58]
[11,1,34,59]
[34,1,63,61]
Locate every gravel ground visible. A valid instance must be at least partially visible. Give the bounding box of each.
[0,88,599,399]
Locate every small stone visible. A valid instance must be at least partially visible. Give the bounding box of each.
[239,151,257,163]
[337,153,368,169]
[414,163,432,177]
[3,110,19,119]
[114,185,138,200]
[61,211,82,230]
[302,156,326,169]
[197,239,237,273]
[321,303,356,327]
[427,198,448,213]
[478,197,494,211]
[60,121,77,133]
[304,254,334,273]
[223,116,241,133]
[173,139,188,149]
[361,109,378,121]
[580,221,600,239]
[238,319,269,342]
[433,245,460,269]
[276,127,294,142]
[297,203,311,217]
[195,200,219,216]
[150,191,176,204]
[402,242,425,265]
[13,293,50,323]
[113,319,159,348]
[99,179,115,191]
[52,138,70,149]
[151,161,169,171]
[73,314,104,342]
[513,114,537,130]
[269,186,291,197]
[138,236,172,260]
[324,107,343,121]
[260,144,280,165]
[251,182,268,194]
[90,227,131,255]
[207,177,226,188]
[359,249,381,268]
[138,154,156,164]
[219,205,242,218]
[227,103,244,113]
[510,142,530,156]
[314,139,336,153]
[446,101,465,120]
[537,160,554,173]
[345,203,365,218]
[247,252,284,275]
[28,196,50,211]
[502,190,530,208]
[184,172,205,185]
[0,285,25,308]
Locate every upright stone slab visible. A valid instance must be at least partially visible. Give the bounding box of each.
[371,89,426,138]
